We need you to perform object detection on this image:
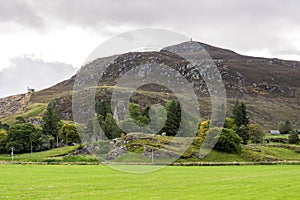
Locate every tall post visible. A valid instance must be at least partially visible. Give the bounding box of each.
[151,148,154,164]
[10,147,14,162]
[56,134,59,147]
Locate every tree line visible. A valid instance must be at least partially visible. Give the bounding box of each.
[0,103,80,153]
[198,100,299,153]
[0,99,298,154]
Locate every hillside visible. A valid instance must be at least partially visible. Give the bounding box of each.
[0,41,299,130]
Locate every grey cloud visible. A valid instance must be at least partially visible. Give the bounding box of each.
[27,0,300,28]
[0,0,43,28]
[14,0,300,55]
[1,0,300,59]
[0,56,76,97]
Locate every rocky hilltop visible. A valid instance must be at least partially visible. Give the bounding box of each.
[0,41,299,130]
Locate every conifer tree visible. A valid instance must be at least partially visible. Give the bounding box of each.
[41,103,61,147]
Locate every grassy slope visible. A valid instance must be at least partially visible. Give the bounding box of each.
[1,144,299,163]
[0,146,79,162]
[255,146,300,160]
[0,165,299,199]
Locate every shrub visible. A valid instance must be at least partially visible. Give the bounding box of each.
[249,124,265,144]
[211,128,242,153]
[198,120,210,136]
[60,123,81,145]
[279,120,292,135]
[288,131,299,144]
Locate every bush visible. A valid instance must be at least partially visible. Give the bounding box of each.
[288,131,299,144]
[198,120,210,136]
[279,120,292,135]
[249,124,265,144]
[212,128,242,153]
[60,123,81,145]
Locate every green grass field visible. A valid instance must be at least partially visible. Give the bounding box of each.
[0,165,299,199]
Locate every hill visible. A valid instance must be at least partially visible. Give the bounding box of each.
[0,41,299,130]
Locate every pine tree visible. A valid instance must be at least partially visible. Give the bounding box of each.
[161,100,181,136]
[104,113,121,139]
[237,124,250,144]
[41,103,61,147]
[232,100,249,128]
[232,100,249,144]
[97,100,111,119]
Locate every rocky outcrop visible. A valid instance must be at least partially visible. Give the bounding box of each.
[27,117,42,125]
[105,133,192,160]
[0,93,30,118]
[143,145,179,159]
[105,138,127,160]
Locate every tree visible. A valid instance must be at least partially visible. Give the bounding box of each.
[60,124,81,145]
[41,103,62,147]
[129,103,141,120]
[248,124,265,144]
[96,100,111,119]
[29,128,51,153]
[237,125,250,144]
[161,100,181,136]
[279,120,292,135]
[210,128,242,153]
[0,129,7,152]
[288,131,299,144]
[140,106,151,126]
[5,123,38,153]
[104,113,121,139]
[223,118,237,130]
[232,100,249,128]
[232,100,249,144]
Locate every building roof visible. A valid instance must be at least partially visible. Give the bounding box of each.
[269,130,280,134]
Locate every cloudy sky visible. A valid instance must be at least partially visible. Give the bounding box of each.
[0,0,300,97]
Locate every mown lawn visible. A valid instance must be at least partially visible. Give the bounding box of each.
[0,165,299,199]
